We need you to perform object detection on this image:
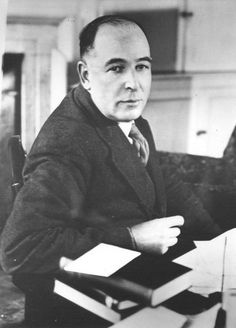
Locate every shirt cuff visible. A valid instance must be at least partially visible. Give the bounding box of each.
[102,227,135,250]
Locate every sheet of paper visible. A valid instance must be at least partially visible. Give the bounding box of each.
[110,306,187,328]
[65,243,140,277]
[185,303,221,328]
[173,229,236,295]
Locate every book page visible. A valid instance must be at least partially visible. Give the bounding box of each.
[65,243,140,277]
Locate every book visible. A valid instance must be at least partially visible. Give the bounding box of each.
[54,278,122,324]
[56,269,141,309]
[54,244,141,323]
[54,244,192,310]
[108,253,192,307]
[57,268,140,304]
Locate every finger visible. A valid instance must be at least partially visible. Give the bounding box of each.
[166,237,178,247]
[160,246,169,255]
[166,227,181,238]
[165,215,184,227]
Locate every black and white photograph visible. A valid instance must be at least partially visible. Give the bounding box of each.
[0,1,236,327]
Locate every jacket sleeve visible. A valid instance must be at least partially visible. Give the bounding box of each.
[162,165,222,239]
[0,150,132,274]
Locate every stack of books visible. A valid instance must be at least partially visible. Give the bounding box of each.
[54,243,192,324]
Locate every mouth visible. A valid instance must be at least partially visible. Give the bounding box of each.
[119,99,142,106]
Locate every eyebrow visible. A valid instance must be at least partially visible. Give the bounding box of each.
[105,56,152,67]
[138,56,152,63]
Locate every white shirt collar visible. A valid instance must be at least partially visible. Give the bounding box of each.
[118,121,134,143]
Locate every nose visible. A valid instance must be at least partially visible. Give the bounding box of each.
[124,70,138,91]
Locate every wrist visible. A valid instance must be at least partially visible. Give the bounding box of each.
[127,227,138,250]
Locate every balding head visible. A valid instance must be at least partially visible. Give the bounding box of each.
[79,15,149,59]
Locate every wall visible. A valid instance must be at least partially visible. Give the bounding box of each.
[5,0,236,157]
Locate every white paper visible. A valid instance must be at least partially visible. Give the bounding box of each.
[65,243,140,277]
[185,303,221,328]
[173,228,236,295]
[110,306,187,328]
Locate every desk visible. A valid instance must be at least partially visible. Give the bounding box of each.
[3,230,236,328]
[111,229,236,328]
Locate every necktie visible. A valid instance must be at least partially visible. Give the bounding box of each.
[129,123,149,166]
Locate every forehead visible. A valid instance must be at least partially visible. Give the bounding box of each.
[87,23,150,63]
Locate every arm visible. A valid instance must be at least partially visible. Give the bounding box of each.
[0,152,131,274]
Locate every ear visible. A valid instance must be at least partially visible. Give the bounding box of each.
[77,60,91,91]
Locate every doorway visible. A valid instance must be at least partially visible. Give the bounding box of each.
[0,53,23,232]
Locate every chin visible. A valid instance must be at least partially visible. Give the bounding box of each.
[110,105,145,122]
[127,109,144,121]
[117,114,141,122]
[113,102,144,120]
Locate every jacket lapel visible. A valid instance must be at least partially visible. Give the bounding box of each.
[96,124,156,218]
[147,150,167,217]
[136,118,167,217]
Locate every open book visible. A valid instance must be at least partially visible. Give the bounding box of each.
[174,228,236,296]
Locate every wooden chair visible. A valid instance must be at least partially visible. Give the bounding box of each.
[8,135,26,200]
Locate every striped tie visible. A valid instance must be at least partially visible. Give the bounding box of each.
[129,123,149,166]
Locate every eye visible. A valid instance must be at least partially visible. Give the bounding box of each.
[108,65,124,73]
[136,64,150,71]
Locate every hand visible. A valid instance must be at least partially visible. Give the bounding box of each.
[130,216,184,255]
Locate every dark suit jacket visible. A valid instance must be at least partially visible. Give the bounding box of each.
[0,84,220,275]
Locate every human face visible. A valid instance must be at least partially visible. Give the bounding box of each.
[79,24,152,122]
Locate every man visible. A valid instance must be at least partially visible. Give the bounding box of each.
[0,15,220,326]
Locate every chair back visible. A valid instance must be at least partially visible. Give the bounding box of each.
[8,135,26,199]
